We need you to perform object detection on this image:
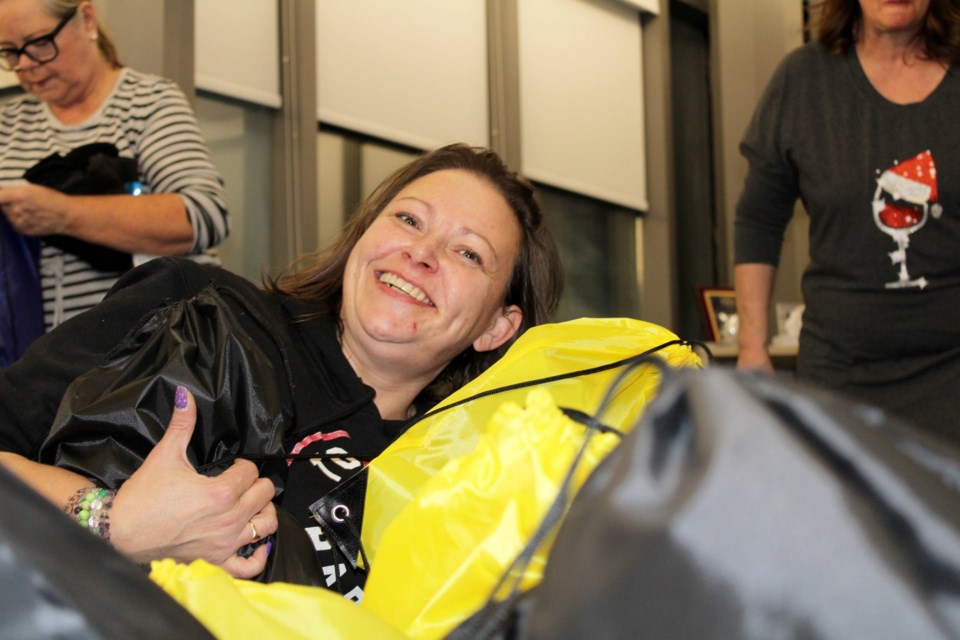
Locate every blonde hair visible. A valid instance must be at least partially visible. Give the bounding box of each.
[43,0,122,68]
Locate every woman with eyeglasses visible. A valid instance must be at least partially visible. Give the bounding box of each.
[0,0,228,345]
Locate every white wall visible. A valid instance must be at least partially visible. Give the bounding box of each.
[710,0,806,303]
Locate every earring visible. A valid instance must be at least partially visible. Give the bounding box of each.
[90,33,98,41]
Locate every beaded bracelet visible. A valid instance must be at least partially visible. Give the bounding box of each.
[63,486,116,541]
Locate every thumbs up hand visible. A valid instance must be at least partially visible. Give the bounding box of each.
[110,386,278,578]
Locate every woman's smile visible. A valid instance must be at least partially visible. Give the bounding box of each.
[377,271,434,306]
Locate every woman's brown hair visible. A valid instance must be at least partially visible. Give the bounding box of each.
[269,143,564,401]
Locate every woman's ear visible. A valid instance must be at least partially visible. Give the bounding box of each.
[77,2,97,35]
[80,1,98,35]
[473,305,523,353]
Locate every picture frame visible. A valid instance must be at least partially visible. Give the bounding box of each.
[697,286,738,342]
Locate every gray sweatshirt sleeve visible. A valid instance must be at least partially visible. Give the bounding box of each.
[734,52,802,266]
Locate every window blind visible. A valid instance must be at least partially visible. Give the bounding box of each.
[518,0,649,211]
[315,0,489,150]
[195,0,281,108]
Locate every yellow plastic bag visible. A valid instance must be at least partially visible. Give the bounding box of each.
[356,317,701,563]
[150,559,407,639]
[362,389,622,639]
[312,317,701,638]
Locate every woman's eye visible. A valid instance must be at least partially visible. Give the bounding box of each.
[396,212,419,227]
[460,248,483,265]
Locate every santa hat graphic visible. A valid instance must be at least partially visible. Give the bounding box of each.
[877,149,939,209]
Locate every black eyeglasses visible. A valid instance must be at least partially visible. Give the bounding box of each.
[0,8,78,72]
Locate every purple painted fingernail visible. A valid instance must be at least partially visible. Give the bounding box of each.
[174,385,188,411]
[265,541,273,557]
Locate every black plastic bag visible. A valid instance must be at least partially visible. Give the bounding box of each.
[39,283,325,586]
[40,284,291,487]
[455,366,960,639]
[24,142,139,273]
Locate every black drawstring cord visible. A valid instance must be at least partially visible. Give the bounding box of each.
[346,516,370,574]
[318,520,345,595]
[315,511,371,596]
[400,338,702,435]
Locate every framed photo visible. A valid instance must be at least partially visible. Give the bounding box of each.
[697,287,738,342]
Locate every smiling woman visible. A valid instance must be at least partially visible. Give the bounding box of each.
[0,143,563,599]
[339,169,524,417]
[271,143,563,401]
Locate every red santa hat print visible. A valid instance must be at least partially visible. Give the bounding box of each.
[877,150,942,218]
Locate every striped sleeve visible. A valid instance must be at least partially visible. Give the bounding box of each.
[124,73,230,252]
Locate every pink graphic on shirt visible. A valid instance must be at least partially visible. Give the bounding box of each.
[287,429,350,465]
[287,429,363,482]
[871,150,942,289]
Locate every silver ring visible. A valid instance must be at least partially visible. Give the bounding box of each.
[248,520,258,541]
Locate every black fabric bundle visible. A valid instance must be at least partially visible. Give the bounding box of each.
[24,142,140,272]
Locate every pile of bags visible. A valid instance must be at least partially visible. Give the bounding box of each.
[9,315,960,639]
[156,317,701,639]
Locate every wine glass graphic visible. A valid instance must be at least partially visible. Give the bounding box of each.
[871,150,941,290]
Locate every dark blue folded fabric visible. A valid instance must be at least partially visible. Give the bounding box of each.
[0,213,43,368]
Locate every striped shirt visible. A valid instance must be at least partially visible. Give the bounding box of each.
[0,68,229,330]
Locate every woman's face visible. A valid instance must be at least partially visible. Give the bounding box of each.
[0,0,100,107]
[858,0,930,37]
[340,168,523,375]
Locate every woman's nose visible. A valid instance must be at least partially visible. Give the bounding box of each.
[404,237,439,271]
[14,51,36,73]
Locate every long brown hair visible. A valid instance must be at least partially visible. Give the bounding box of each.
[811,0,960,64]
[269,143,564,401]
[44,0,122,68]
